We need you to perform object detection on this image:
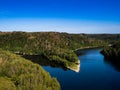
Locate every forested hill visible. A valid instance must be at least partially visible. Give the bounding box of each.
[101,41,120,60]
[0,32,107,52]
[0,49,60,90]
[0,32,112,70]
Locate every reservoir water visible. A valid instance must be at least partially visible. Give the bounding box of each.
[42,48,120,90]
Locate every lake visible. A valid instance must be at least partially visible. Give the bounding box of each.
[42,48,120,90]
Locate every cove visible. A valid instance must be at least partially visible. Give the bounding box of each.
[42,48,120,90]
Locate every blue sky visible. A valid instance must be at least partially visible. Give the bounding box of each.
[0,0,120,33]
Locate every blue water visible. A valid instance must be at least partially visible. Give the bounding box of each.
[43,49,120,90]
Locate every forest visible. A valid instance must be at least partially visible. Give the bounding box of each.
[0,49,60,90]
[101,41,120,60]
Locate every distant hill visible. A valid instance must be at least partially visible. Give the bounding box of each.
[0,32,108,52]
[86,34,120,44]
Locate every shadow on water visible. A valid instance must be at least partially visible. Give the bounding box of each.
[104,57,120,72]
[22,55,68,71]
[75,47,102,56]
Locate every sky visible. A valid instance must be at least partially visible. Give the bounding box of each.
[0,0,120,33]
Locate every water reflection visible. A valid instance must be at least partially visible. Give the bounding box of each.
[22,55,68,71]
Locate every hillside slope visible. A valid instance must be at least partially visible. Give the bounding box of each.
[0,49,60,90]
[101,41,120,60]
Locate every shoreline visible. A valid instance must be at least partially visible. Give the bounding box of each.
[74,46,103,56]
[75,46,103,51]
[67,60,80,73]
